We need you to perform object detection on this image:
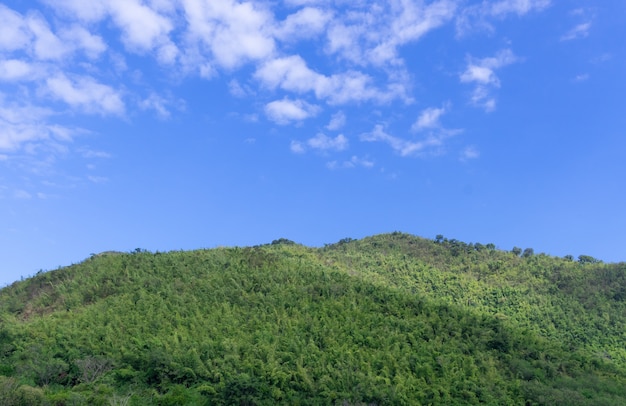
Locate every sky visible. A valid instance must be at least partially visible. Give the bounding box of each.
[1,0,625,286]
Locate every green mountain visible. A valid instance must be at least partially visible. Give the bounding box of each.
[1,233,625,405]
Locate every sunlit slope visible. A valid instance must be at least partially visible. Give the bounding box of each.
[0,233,625,405]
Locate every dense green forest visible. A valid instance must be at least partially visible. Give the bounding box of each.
[0,233,625,405]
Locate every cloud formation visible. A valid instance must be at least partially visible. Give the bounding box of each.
[0,0,555,178]
[360,124,445,157]
[460,49,518,111]
[561,22,592,41]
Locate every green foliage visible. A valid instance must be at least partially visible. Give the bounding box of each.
[0,234,625,404]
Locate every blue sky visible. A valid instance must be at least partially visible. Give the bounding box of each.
[1,0,625,286]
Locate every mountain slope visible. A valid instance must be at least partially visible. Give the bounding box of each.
[0,233,625,405]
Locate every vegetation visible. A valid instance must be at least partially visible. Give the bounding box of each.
[0,232,625,405]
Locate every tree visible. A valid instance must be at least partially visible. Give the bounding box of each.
[271,238,296,245]
[435,235,444,243]
[578,255,600,264]
[522,248,534,258]
[75,357,113,384]
[511,247,522,257]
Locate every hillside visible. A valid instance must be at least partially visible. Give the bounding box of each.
[0,233,625,405]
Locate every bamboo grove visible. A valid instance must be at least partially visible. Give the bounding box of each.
[0,233,625,405]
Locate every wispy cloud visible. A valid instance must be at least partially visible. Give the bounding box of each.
[0,96,74,151]
[574,74,589,82]
[460,146,480,161]
[292,133,349,154]
[290,140,306,154]
[139,92,184,119]
[360,124,448,157]
[87,175,109,184]
[412,104,448,132]
[489,0,551,17]
[561,22,591,41]
[46,73,125,116]
[325,0,457,67]
[326,111,346,131]
[307,133,348,152]
[326,156,374,170]
[79,148,111,159]
[456,0,551,35]
[460,49,518,111]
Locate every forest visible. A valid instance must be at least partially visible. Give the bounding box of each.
[0,232,625,405]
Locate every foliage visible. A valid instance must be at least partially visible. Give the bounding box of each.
[0,233,625,404]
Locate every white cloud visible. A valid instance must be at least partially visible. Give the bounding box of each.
[139,93,173,118]
[469,86,496,112]
[46,74,125,115]
[361,123,461,157]
[0,60,38,82]
[489,0,551,17]
[182,0,275,69]
[0,6,106,63]
[14,190,32,199]
[326,155,374,170]
[0,0,555,172]
[45,0,175,63]
[368,0,457,66]
[0,5,32,52]
[456,0,551,35]
[412,105,446,131]
[0,98,65,151]
[275,7,332,41]
[326,111,346,131]
[108,0,177,61]
[255,55,322,94]
[460,49,518,111]
[461,65,497,85]
[307,133,348,151]
[574,73,589,82]
[44,0,109,22]
[561,22,591,41]
[460,49,517,86]
[80,149,111,159]
[264,98,320,125]
[290,140,306,154]
[460,146,480,161]
[87,175,109,183]
[255,55,406,104]
[291,132,349,154]
[59,25,107,59]
[324,0,456,67]
[228,79,249,97]
[360,124,438,157]
[26,12,73,60]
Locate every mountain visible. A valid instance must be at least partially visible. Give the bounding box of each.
[0,233,625,405]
